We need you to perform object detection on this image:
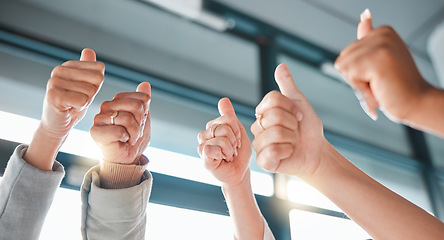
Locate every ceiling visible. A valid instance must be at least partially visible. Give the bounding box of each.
[0,0,443,167]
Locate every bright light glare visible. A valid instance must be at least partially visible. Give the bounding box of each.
[289,209,371,240]
[0,110,102,160]
[0,110,273,196]
[40,188,81,240]
[147,147,274,196]
[287,177,341,212]
[146,203,234,239]
[40,188,234,240]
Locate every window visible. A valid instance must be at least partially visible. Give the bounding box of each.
[337,147,433,213]
[289,209,371,240]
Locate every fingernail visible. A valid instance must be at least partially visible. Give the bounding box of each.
[122,134,129,142]
[296,112,303,122]
[353,89,364,101]
[359,100,377,121]
[361,8,371,21]
[234,148,238,157]
[222,153,227,160]
[238,138,242,148]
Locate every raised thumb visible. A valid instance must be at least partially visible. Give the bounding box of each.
[80,48,96,62]
[274,63,302,100]
[357,9,373,40]
[136,82,151,96]
[218,97,236,116]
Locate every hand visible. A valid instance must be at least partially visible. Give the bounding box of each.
[197,98,252,187]
[251,63,325,178]
[23,49,104,171]
[334,9,432,122]
[90,82,151,165]
[40,48,105,140]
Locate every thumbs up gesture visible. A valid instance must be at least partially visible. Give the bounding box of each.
[198,98,252,187]
[335,9,431,123]
[251,63,326,178]
[41,48,105,140]
[90,82,151,165]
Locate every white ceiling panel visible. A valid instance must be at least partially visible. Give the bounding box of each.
[216,0,444,55]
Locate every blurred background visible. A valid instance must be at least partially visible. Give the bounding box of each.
[0,0,443,239]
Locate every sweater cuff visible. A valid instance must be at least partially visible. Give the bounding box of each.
[99,155,148,189]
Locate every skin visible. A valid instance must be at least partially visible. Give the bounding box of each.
[335,10,444,137]
[197,98,266,239]
[23,49,105,171]
[251,63,444,240]
[90,82,151,165]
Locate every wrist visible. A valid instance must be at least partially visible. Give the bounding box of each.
[402,84,444,135]
[222,169,251,193]
[302,138,343,186]
[99,159,148,189]
[23,125,67,171]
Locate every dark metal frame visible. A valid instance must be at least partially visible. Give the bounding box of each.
[0,1,443,239]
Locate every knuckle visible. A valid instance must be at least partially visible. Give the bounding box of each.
[100,101,112,111]
[205,121,212,130]
[379,25,395,35]
[51,66,64,77]
[130,99,145,112]
[93,114,102,124]
[251,138,259,150]
[197,131,205,142]
[116,126,127,137]
[140,92,151,103]
[197,144,204,156]
[256,155,271,171]
[76,93,89,106]
[250,124,256,135]
[220,137,231,149]
[267,145,281,158]
[113,92,124,100]
[120,113,135,125]
[46,78,57,90]
[96,61,106,71]
[271,109,285,123]
[91,71,104,84]
[266,90,281,101]
[218,125,230,136]
[62,60,75,66]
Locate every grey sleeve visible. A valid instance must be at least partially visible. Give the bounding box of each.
[80,166,153,240]
[0,144,65,240]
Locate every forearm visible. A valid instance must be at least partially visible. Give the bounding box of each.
[407,86,444,137]
[306,140,444,240]
[23,125,66,171]
[222,169,266,240]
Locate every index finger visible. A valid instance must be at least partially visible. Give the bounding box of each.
[62,60,105,73]
[255,90,294,116]
[205,114,241,143]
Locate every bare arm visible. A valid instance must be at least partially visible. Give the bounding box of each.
[198,98,270,239]
[252,63,444,240]
[312,140,444,240]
